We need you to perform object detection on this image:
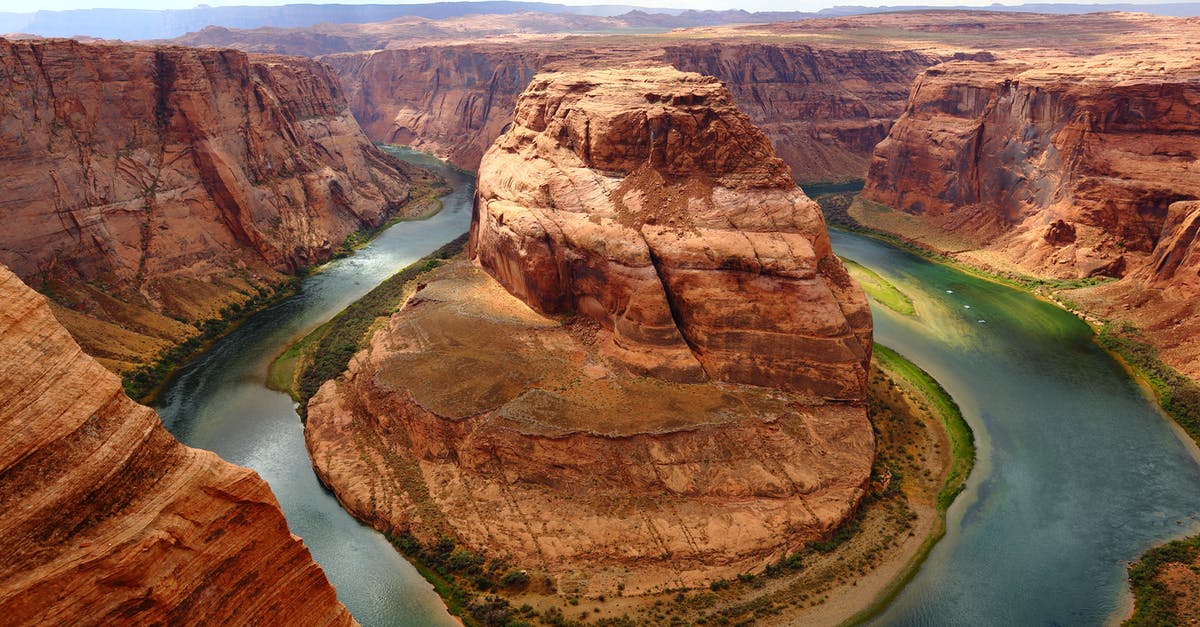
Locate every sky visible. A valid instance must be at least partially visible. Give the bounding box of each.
[5,0,1181,12]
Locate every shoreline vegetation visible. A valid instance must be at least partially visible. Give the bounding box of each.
[119,172,449,404]
[811,185,1200,626]
[278,232,975,626]
[267,233,470,414]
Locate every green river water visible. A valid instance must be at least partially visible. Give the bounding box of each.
[153,153,1200,624]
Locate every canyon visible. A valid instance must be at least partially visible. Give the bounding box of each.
[304,67,875,595]
[858,42,1200,380]
[303,11,1177,185]
[189,9,1200,384]
[0,38,429,375]
[0,263,353,624]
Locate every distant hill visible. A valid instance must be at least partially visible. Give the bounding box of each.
[0,2,672,40]
[3,1,1200,41]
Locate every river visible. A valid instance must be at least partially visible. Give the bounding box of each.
[155,148,467,627]
[831,230,1200,626]
[153,149,1200,625]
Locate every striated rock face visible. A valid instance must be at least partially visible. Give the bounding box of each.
[324,42,937,183]
[862,58,1200,280]
[662,43,938,183]
[0,264,354,625]
[323,46,552,171]
[471,67,872,396]
[306,67,874,595]
[0,38,427,372]
[1069,200,1200,381]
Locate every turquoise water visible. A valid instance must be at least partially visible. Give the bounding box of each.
[831,230,1200,626]
[155,148,470,627]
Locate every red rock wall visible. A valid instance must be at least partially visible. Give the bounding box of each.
[325,43,939,183]
[0,264,354,625]
[0,38,424,371]
[863,60,1200,279]
[662,43,938,182]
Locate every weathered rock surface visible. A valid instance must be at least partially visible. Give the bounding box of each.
[471,67,872,396]
[1068,200,1200,381]
[324,42,935,184]
[863,57,1200,280]
[0,264,353,625]
[306,67,874,594]
[0,38,429,372]
[321,11,1175,185]
[858,47,1200,380]
[307,262,874,594]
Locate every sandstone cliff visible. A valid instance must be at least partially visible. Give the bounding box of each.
[863,57,1200,280]
[325,42,936,184]
[0,264,354,625]
[471,67,873,395]
[662,43,938,183]
[320,11,1171,186]
[0,38,429,372]
[306,67,874,596]
[857,52,1200,380]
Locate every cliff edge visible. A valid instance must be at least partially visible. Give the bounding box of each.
[0,264,354,625]
[0,38,430,373]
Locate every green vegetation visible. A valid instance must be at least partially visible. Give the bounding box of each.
[1125,534,1200,626]
[816,192,1112,293]
[1098,322,1200,627]
[277,234,469,413]
[1099,322,1200,448]
[844,345,976,626]
[841,258,915,316]
[122,281,295,402]
[873,345,975,513]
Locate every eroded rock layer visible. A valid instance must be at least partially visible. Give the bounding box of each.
[471,67,872,396]
[859,53,1200,380]
[323,42,936,183]
[863,58,1200,280]
[0,265,353,625]
[0,38,427,372]
[306,67,874,595]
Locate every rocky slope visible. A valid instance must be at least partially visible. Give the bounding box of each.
[306,67,874,595]
[858,51,1200,379]
[0,38,429,373]
[0,264,354,625]
[863,57,1200,279]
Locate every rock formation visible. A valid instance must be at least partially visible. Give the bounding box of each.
[0,264,354,625]
[863,58,1200,280]
[858,50,1200,380]
[318,11,1170,185]
[324,42,936,184]
[306,67,874,595]
[0,38,429,372]
[470,67,872,395]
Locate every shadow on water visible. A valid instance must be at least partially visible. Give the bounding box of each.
[155,147,469,626]
[831,230,1200,626]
